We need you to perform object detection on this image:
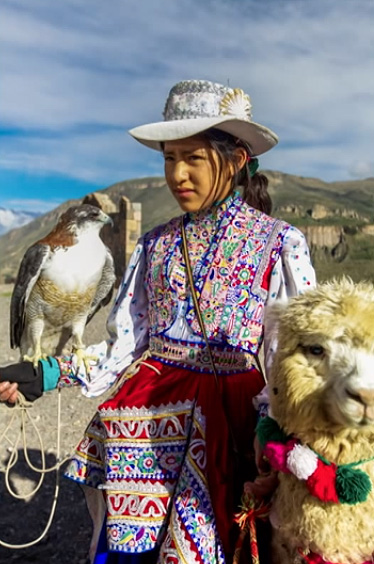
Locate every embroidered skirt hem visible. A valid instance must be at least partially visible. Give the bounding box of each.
[65,358,264,563]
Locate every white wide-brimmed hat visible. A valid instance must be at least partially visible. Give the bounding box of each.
[129,79,278,156]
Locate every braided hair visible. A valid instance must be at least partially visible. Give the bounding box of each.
[202,128,272,214]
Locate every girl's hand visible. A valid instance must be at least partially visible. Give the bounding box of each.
[254,433,271,474]
[243,433,278,500]
[0,381,19,404]
[244,471,278,499]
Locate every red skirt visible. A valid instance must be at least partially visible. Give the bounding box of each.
[65,358,264,563]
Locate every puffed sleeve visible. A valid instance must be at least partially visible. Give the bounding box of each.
[58,239,149,397]
[263,225,316,380]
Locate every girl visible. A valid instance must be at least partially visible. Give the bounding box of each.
[0,79,316,563]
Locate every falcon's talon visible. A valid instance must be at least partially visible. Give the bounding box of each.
[23,352,44,368]
[73,347,98,382]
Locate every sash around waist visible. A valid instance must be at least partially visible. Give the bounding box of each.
[149,335,260,374]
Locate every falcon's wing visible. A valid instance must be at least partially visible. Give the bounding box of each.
[10,243,51,349]
[86,247,116,324]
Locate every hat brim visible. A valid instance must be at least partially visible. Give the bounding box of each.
[128,116,278,156]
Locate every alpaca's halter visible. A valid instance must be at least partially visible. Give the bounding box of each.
[257,416,374,505]
[0,388,70,549]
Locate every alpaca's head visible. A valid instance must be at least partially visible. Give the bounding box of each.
[270,278,374,437]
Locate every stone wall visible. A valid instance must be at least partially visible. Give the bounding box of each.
[83,192,142,285]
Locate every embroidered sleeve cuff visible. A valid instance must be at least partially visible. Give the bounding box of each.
[40,357,61,392]
[56,356,81,387]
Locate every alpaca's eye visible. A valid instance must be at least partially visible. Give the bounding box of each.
[308,345,324,356]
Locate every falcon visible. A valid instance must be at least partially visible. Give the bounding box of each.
[10,204,115,369]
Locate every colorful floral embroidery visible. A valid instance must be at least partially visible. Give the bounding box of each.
[144,193,289,354]
[65,411,106,487]
[57,356,81,387]
[67,399,223,560]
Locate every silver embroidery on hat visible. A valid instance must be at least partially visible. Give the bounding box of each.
[163,80,253,122]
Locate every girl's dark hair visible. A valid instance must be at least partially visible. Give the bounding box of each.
[202,128,272,215]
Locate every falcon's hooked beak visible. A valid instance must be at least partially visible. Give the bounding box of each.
[100,211,114,226]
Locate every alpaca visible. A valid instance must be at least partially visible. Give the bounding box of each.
[261,278,374,564]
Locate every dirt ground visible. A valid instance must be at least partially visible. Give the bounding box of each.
[0,284,113,564]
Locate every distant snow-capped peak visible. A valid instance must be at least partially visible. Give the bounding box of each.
[0,207,41,235]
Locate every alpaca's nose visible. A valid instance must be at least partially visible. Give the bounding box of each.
[349,388,374,406]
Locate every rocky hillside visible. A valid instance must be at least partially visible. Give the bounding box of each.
[1,172,374,284]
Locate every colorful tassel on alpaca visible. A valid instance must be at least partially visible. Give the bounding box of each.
[256,416,374,505]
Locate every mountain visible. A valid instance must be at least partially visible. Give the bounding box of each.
[0,207,41,236]
[0,172,374,284]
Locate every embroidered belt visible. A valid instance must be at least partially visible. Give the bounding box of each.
[149,336,258,374]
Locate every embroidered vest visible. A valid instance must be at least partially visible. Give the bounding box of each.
[144,195,289,354]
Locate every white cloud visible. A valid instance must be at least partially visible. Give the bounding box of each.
[0,0,374,184]
[4,198,63,213]
[348,160,374,179]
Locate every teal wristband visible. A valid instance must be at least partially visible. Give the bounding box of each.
[40,357,60,392]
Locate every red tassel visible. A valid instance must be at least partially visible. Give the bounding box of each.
[306,459,339,503]
[233,493,271,564]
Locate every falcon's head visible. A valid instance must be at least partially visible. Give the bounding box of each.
[57,205,113,235]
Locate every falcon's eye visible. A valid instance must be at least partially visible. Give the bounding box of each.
[308,345,324,356]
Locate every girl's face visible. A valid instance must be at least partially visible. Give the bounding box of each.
[163,135,245,213]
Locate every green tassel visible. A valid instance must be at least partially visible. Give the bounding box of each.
[336,466,372,505]
[256,416,288,448]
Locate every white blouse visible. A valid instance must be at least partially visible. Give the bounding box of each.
[71,225,316,397]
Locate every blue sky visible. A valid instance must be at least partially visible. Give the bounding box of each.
[1,0,374,212]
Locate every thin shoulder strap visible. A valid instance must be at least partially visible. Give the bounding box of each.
[181,217,220,386]
[181,218,242,455]
[181,216,266,385]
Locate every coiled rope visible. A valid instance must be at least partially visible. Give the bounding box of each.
[0,388,70,549]
[0,350,161,550]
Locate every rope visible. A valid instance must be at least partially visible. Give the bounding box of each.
[0,352,161,549]
[313,448,374,469]
[0,388,70,549]
[107,350,161,398]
